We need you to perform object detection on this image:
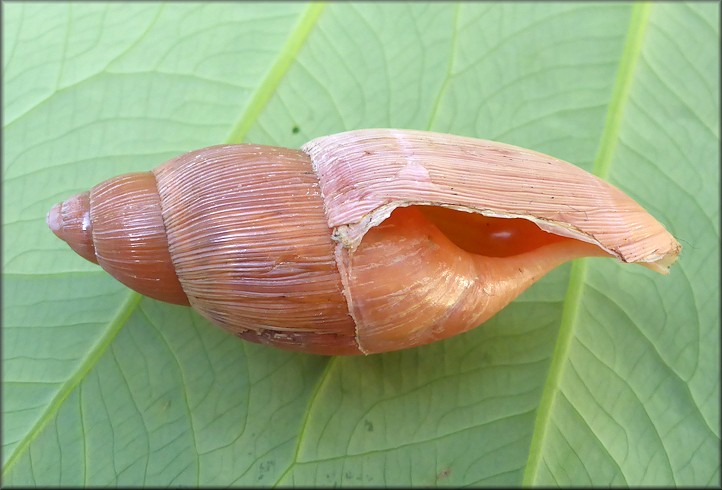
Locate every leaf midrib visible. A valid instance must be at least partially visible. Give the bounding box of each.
[522,3,653,485]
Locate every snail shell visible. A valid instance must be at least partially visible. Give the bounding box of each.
[47,129,681,355]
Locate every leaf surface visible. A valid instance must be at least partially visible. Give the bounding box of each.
[2,2,719,486]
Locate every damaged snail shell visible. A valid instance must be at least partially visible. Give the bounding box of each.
[47,129,681,355]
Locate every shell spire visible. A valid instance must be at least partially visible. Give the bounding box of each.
[47,173,189,306]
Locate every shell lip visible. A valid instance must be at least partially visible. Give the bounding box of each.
[302,128,681,275]
[330,200,681,274]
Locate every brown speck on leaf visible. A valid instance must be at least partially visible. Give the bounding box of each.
[436,467,451,482]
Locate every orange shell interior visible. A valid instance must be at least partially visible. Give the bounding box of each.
[344,205,605,354]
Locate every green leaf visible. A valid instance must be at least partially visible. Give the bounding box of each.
[3,2,719,486]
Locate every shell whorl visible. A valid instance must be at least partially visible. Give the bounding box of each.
[152,144,360,355]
